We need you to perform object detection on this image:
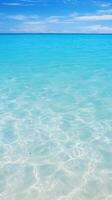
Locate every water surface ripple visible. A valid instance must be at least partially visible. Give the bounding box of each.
[0,34,112,200]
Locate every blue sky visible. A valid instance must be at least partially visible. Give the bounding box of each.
[0,0,112,33]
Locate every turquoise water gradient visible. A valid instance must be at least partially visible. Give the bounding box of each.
[0,34,112,200]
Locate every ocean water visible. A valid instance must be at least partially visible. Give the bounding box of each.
[0,34,112,200]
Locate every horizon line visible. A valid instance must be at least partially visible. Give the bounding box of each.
[0,32,112,35]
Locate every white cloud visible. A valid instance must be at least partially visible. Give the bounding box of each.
[10,20,47,33]
[1,11,112,33]
[46,16,61,23]
[76,14,112,21]
[8,15,29,21]
[9,16,112,33]
[1,0,45,6]
[81,25,112,33]
[6,13,112,23]
[99,3,112,8]
[2,2,22,6]
[97,9,112,14]
[8,14,39,21]
[46,13,112,22]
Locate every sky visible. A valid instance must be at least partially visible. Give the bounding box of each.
[0,0,112,33]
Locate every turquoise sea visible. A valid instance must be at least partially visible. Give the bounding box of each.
[0,34,112,200]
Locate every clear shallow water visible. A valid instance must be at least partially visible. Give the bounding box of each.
[0,34,112,200]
